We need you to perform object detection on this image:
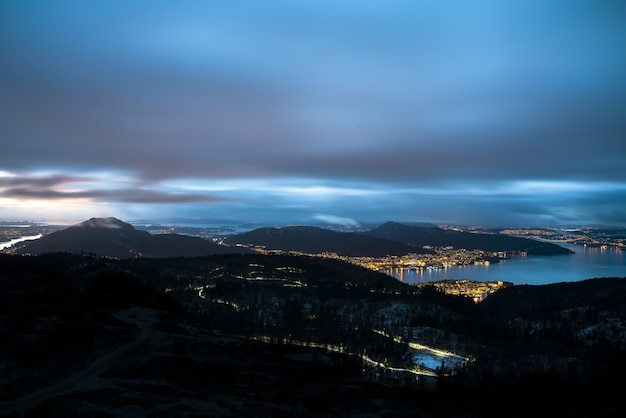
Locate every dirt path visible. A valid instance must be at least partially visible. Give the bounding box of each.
[0,306,156,416]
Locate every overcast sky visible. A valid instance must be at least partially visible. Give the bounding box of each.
[1,0,625,227]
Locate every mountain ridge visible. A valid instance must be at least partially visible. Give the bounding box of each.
[12,217,573,259]
[363,221,573,255]
[15,217,252,258]
[224,225,435,257]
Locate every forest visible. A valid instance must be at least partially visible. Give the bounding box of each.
[1,252,625,416]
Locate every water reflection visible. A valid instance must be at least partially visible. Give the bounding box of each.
[384,244,625,286]
[0,234,42,251]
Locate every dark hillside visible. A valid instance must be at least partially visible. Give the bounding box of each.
[480,277,626,319]
[1,253,625,417]
[224,225,435,256]
[0,253,472,417]
[364,221,573,255]
[15,217,251,258]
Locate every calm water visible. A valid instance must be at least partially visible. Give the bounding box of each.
[0,234,42,251]
[385,243,626,286]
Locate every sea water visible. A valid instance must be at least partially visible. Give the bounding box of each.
[385,243,626,286]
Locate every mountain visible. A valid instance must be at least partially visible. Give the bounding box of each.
[363,221,573,255]
[1,253,625,416]
[15,217,252,258]
[224,225,435,257]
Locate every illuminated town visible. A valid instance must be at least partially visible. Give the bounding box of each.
[2,221,622,304]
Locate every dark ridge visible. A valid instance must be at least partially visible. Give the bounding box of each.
[15,217,253,258]
[479,276,626,319]
[1,253,625,416]
[364,221,573,255]
[224,225,435,257]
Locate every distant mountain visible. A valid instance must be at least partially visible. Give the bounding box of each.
[224,225,435,257]
[363,221,573,255]
[16,217,252,258]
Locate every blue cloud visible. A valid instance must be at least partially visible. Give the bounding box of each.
[1,0,625,225]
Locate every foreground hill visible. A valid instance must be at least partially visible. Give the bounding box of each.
[224,225,435,256]
[15,217,252,258]
[364,221,573,255]
[1,252,624,416]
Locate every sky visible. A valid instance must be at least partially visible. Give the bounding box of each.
[1,0,625,227]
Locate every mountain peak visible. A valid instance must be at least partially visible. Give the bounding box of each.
[379,221,406,228]
[76,217,134,230]
[375,221,412,231]
[377,221,437,230]
[17,217,252,258]
[365,221,573,255]
[225,224,433,257]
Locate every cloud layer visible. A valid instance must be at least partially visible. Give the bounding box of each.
[1,1,625,225]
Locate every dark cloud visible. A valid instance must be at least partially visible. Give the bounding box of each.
[0,174,230,204]
[1,1,625,225]
[0,174,87,188]
[1,187,228,204]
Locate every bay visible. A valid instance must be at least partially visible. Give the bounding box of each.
[384,243,626,286]
[0,234,42,251]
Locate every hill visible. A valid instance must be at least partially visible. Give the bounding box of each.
[363,221,573,255]
[15,217,252,258]
[224,225,435,257]
[0,253,624,416]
